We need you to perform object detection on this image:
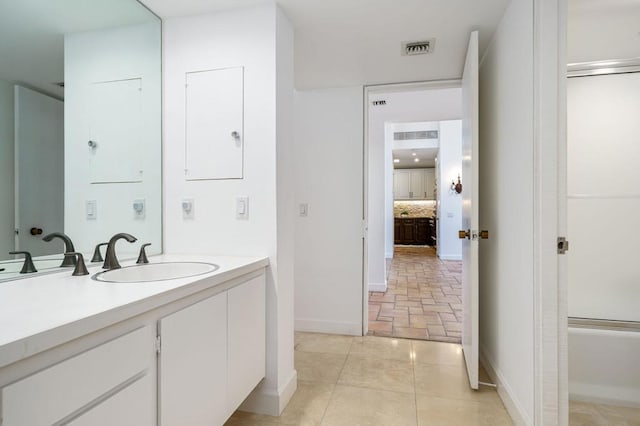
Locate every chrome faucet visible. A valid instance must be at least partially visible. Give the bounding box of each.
[42,232,77,267]
[102,233,137,270]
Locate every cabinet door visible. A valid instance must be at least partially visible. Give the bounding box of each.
[68,373,155,426]
[424,168,436,200]
[1,326,155,426]
[394,170,411,199]
[227,275,266,416]
[410,169,425,199]
[401,219,416,244]
[159,292,228,426]
[416,219,429,245]
[394,219,402,244]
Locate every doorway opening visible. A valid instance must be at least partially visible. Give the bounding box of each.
[363,84,464,344]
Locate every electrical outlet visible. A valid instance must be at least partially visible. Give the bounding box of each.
[133,199,145,220]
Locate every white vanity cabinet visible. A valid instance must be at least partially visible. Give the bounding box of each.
[159,273,266,425]
[1,326,156,426]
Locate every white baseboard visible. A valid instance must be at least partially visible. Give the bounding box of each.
[385,251,393,259]
[295,318,362,336]
[480,345,532,426]
[240,370,298,416]
[368,282,387,292]
[438,254,462,261]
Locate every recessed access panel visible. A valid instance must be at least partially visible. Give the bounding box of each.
[185,67,244,180]
[89,78,143,184]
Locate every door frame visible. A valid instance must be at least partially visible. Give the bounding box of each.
[362,79,462,336]
[532,0,568,424]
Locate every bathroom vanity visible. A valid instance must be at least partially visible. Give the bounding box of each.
[0,255,268,425]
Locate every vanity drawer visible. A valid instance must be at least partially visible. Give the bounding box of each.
[1,326,155,426]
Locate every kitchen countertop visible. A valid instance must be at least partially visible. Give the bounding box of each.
[394,216,434,219]
[0,254,269,369]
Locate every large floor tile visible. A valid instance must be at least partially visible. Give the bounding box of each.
[295,332,354,355]
[569,401,640,426]
[295,351,347,384]
[278,381,335,425]
[321,385,417,426]
[349,335,413,361]
[416,395,513,426]
[414,363,502,404]
[338,355,415,394]
[411,340,464,367]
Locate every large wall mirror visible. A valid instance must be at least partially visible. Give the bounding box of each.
[0,0,162,281]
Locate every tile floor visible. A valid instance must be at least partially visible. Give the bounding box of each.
[369,246,463,343]
[225,332,513,426]
[569,400,640,426]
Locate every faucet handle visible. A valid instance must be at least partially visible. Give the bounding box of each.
[67,252,89,276]
[9,251,37,274]
[136,243,151,264]
[91,242,109,263]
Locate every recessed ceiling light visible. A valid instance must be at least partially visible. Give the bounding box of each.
[414,158,420,162]
[412,152,417,156]
[393,158,400,163]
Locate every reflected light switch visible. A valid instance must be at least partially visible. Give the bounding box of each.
[299,203,308,217]
[86,200,97,220]
[133,199,145,220]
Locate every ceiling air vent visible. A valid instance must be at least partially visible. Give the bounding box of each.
[402,39,435,56]
[394,130,439,140]
[372,100,387,106]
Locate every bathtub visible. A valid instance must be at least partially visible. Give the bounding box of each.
[569,319,640,407]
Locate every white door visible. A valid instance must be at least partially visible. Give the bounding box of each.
[460,31,480,390]
[14,86,64,256]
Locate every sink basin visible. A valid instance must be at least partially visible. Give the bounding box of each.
[93,262,219,283]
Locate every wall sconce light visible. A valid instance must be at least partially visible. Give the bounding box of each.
[451,175,462,194]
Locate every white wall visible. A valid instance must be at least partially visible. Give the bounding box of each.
[64,22,162,258]
[479,0,535,423]
[163,4,296,416]
[0,79,14,259]
[367,88,461,291]
[437,120,462,260]
[568,0,640,63]
[293,86,363,336]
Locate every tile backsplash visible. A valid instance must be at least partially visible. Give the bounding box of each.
[394,200,436,217]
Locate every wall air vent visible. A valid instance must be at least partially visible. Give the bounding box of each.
[402,39,435,56]
[372,100,387,106]
[394,130,439,140]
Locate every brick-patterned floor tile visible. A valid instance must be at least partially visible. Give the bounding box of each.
[368,246,462,343]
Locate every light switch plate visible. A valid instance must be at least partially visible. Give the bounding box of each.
[86,200,97,220]
[133,199,145,220]
[299,203,308,217]
[236,196,249,220]
[182,198,194,219]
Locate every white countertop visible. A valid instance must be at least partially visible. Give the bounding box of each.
[0,254,269,369]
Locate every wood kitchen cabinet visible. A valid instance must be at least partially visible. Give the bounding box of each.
[394,217,433,245]
[394,168,436,200]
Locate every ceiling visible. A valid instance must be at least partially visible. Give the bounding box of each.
[141,0,511,89]
[0,0,158,99]
[393,148,437,169]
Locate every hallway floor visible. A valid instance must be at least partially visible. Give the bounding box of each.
[225,332,512,425]
[369,246,463,343]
